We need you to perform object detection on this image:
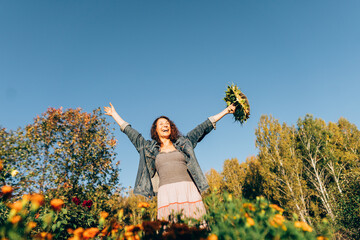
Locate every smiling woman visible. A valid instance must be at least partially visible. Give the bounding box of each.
[104,102,237,221]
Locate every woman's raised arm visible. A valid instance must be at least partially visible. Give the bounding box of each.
[209,103,236,123]
[104,103,128,129]
[186,104,237,148]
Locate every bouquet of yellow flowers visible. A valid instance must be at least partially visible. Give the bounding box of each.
[223,84,250,124]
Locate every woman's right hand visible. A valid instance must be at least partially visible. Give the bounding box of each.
[104,102,117,117]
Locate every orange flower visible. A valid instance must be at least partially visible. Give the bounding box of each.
[270,214,285,228]
[39,232,52,240]
[125,225,135,232]
[269,204,284,213]
[317,237,328,240]
[207,234,218,240]
[31,194,45,207]
[9,201,23,212]
[83,228,99,239]
[10,215,21,224]
[137,202,150,208]
[301,223,313,232]
[50,199,64,211]
[294,221,313,232]
[246,217,255,226]
[73,227,84,236]
[0,160,3,171]
[28,221,37,229]
[112,222,122,230]
[136,224,143,231]
[294,221,302,228]
[124,231,134,238]
[23,194,32,201]
[100,211,109,219]
[243,203,255,211]
[99,227,109,237]
[1,185,13,194]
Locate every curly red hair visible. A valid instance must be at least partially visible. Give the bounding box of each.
[151,116,181,145]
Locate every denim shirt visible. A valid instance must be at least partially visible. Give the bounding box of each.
[120,118,216,198]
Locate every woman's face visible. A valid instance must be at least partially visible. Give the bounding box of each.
[156,118,171,139]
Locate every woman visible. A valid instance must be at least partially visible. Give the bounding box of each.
[104,103,236,220]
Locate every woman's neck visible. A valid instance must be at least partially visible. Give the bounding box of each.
[159,138,176,151]
[160,137,171,146]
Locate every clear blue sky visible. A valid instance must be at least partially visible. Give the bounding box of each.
[1,1,359,190]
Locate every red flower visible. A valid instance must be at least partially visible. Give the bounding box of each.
[72,197,81,205]
[82,200,93,209]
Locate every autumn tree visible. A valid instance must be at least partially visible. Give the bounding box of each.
[241,156,265,200]
[297,115,337,221]
[14,107,120,201]
[256,115,311,223]
[221,158,247,198]
[205,168,223,194]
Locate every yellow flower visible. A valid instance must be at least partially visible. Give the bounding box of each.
[137,202,150,208]
[207,234,218,240]
[11,170,19,177]
[50,199,64,211]
[246,217,255,226]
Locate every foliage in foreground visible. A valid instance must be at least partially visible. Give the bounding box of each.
[0,185,331,240]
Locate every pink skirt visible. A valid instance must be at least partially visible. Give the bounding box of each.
[157,181,206,220]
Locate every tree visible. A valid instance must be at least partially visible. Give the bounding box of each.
[256,115,311,223]
[221,158,246,198]
[15,107,120,201]
[297,115,336,221]
[205,168,223,193]
[242,156,265,200]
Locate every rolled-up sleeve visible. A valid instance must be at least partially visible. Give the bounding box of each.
[208,116,216,130]
[120,122,130,132]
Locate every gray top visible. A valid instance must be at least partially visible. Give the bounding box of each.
[155,150,192,187]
